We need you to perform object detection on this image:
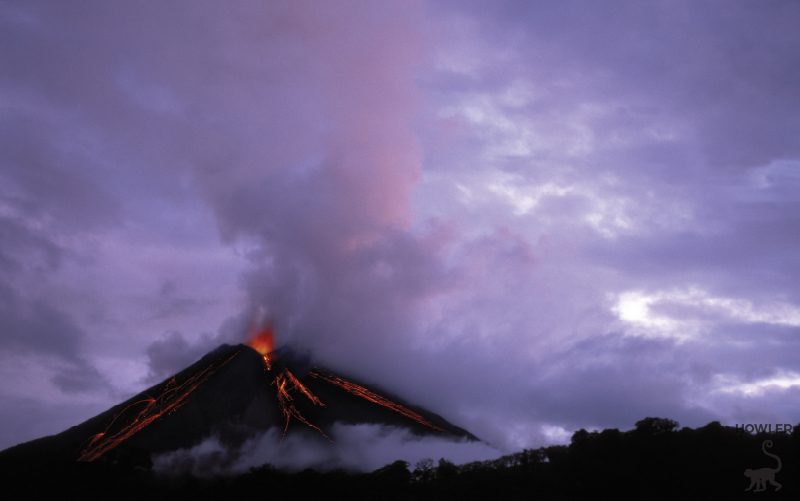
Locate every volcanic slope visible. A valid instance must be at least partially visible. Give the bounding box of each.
[0,344,476,468]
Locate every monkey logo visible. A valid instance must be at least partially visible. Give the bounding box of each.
[744,440,782,492]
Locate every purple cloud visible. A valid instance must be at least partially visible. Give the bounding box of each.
[1,0,798,458]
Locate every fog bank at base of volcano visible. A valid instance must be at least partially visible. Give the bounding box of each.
[153,423,501,476]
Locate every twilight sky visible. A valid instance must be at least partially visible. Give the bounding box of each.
[1,0,799,453]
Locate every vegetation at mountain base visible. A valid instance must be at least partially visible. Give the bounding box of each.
[2,417,797,500]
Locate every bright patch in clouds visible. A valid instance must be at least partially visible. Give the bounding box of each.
[613,288,800,340]
[539,424,573,445]
[488,176,574,215]
[712,371,800,397]
[613,290,681,334]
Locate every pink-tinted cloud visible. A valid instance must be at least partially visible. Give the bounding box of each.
[1,0,799,457]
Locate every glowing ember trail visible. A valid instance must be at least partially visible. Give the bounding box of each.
[283,367,325,407]
[274,369,330,440]
[76,325,450,462]
[310,370,444,432]
[247,329,329,440]
[77,351,240,462]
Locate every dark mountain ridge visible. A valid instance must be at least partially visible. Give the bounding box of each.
[0,343,476,469]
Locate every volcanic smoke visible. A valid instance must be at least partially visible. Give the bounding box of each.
[247,327,444,438]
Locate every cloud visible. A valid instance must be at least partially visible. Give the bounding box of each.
[149,279,214,321]
[0,0,799,457]
[0,394,106,450]
[144,331,210,383]
[0,216,62,275]
[0,111,122,231]
[153,424,501,476]
[0,282,106,394]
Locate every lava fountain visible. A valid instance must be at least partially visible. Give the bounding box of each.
[249,326,274,370]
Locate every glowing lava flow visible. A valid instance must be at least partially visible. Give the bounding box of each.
[247,328,442,436]
[247,328,329,440]
[249,326,274,370]
[283,367,324,407]
[77,325,450,462]
[309,370,444,432]
[273,369,329,439]
[77,351,240,462]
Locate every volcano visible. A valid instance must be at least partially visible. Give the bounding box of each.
[0,335,476,469]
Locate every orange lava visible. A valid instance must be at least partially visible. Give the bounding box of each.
[283,368,325,407]
[310,370,444,432]
[77,350,240,462]
[274,369,329,440]
[248,326,274,370]
[79,322,444,461]
[247,328,329,440]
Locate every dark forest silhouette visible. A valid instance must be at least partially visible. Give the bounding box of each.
[2,417,797,500]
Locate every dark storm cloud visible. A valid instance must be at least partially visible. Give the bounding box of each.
[0,395,104,450]
[0,283,82,357]
[0,282,105,393]
[444,0,800,167]
[0,216,61,274]
[525,334,714,429]
[697,324,800,379]
[50,363,107,394]
[149,280,213,321]
[0,109,120,277]
[0,112,122,230]
[144,331,209,383]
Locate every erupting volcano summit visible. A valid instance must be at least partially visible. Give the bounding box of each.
[0,328,476,468]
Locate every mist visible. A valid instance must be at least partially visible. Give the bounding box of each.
[153,424,501,476]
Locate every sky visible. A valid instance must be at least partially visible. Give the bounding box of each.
[1,0,799,454]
